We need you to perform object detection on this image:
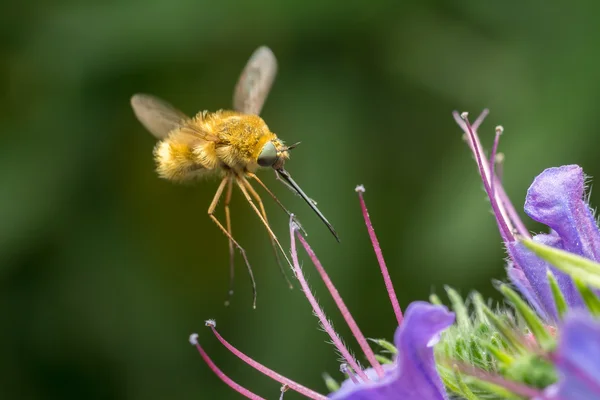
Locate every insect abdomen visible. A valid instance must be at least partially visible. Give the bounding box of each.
[154,140,211,181]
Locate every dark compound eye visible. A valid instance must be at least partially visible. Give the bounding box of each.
[257,141,278,167]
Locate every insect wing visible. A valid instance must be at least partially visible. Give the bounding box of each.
[131,94,190,139]
[233,46,278,115]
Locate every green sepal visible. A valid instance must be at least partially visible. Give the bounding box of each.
[439,365,522,400]
[480,303,525,354]
[368,338,397,355]
[504,354,557,389]
[499,284,553,350]
[521,238,600,288]
[452,364,478,400]
[464,378,524,400]
[547,270,568,319]
[573,278,600,316]
[322,372,340,393]
[481,339,514,366]
[446,286,471,329]
[472,292,489,324]
[429,293,443,306]
[374,354,393,365]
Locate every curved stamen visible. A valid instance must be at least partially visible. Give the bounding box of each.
[356,185,404,326]
[454,110,531,240]
[295,230,385,378]
[206,321,327,400]
[189,333,265,400]
[472,108,490,131]
[454,112,513,242]
[490,126,503,198]
[289,216,370,382]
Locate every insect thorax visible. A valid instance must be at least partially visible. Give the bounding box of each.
[206,111,277,170]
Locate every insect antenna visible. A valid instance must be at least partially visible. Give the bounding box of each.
[284,142,301,151]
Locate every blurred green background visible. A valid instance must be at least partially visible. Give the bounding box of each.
[3,0,600,399]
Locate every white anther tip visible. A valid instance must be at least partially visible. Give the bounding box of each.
[205,319,216,327]
[189,333,199,345]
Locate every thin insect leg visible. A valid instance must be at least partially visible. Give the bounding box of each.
[235,176,296,275]
[247,173,307,236]
[241,176,294,289]
[224,178,235,306]
[248,172,293,215]
[209,175,257,308]
[274,169,297,193]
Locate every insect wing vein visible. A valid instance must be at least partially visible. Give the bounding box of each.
[131,94,190,139]
[233,46,278,115]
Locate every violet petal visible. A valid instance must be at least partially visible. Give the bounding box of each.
[545,312,600,400]
[525,165,600,262]
[329,302,454,400]
[507,266,548,320]
[508,234,563,320]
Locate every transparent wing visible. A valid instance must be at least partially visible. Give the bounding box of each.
[130,94,190,139]
[233,46,278,115]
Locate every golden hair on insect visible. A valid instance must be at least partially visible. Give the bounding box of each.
[131,46,338,308]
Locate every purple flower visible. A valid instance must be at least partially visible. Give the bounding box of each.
[330,302,453,400]
[455,110,600,399]
[453,111,598,321]
[190,187,454,399]
[546,312,600,399]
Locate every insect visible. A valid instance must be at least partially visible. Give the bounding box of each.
[130,46,339,308]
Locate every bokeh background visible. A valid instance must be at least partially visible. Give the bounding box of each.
[3,1,600,399]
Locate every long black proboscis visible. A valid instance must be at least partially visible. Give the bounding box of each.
[276,168,340,242]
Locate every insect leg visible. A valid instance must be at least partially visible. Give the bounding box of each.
[241,176,293,289]
[247,173,307,236]
[208,175,257,308]
[235,176,295,278]
[224,178,235,306]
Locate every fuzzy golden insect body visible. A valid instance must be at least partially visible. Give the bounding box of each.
[131,46,338,308]
[154,110,290,182]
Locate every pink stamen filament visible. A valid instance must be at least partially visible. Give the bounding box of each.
[454,112,513,242]
[289,218,370,382]
[498,183,530,239]
[472,108,489,132]
[356,186,404,326]
[455,111,531,239]
[191,335,265,400]
[489,126,502,198]
[488,125,530,238]
[208,325,327,400]
[296,231,385,378]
